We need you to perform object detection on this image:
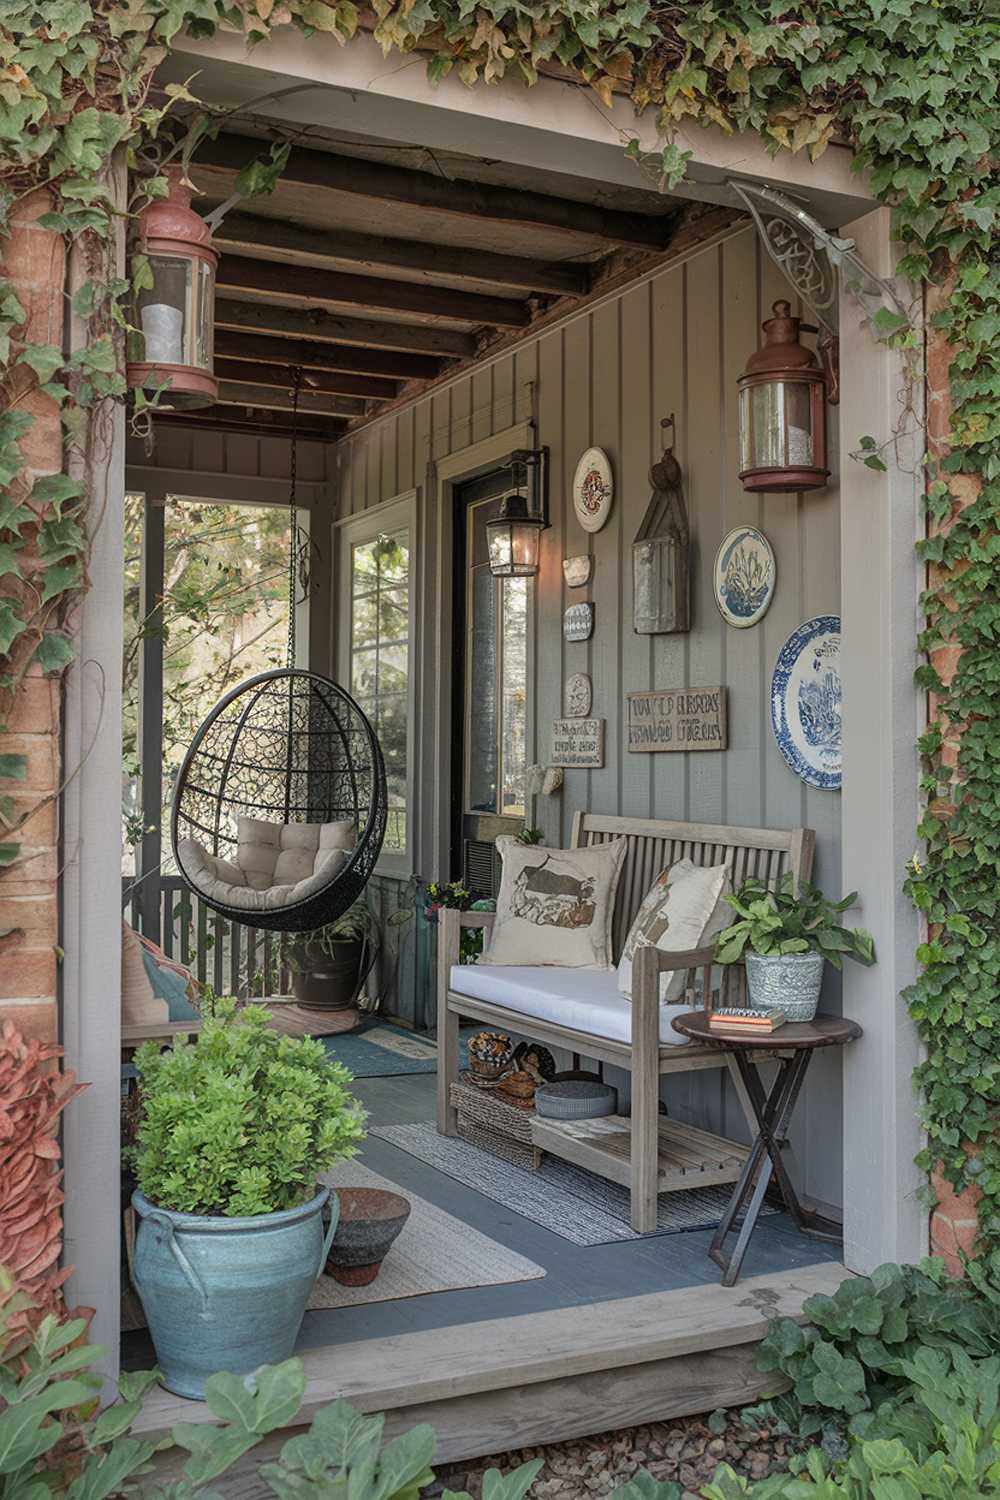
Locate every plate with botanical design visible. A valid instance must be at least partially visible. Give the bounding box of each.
[770,615,841,791]
[714,526,775,628]
[572,448,614,533]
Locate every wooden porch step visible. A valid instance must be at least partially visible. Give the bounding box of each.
[530,1113,751,1192]
[136,1261,849,1488]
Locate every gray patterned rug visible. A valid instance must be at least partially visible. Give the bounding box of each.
[372,1120,776,1247]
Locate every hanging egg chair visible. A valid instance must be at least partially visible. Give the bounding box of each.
[171,668,387,933]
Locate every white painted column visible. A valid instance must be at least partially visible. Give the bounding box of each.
[61,163,126,1374]
[838,207,926,1271]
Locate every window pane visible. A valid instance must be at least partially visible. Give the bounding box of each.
[500,577,527,817]
[468,564,498,813]
[349,529,410,853]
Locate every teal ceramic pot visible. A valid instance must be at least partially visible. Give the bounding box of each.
[132,1186,338,1399]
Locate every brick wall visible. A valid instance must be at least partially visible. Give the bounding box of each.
[0,189,65,1051]
[923,271,984,1277]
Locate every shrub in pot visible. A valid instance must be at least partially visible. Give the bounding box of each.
[130,1000,366,1398]
[714,874,876,1021]
[284,899,379,1010]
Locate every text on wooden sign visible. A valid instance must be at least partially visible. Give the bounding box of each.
[551,718,605,768]
[626,687,727,752]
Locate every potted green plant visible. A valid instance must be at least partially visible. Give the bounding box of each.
[130,1000,366,1399]
[714,874,876,1021]
[284,898,379,1010]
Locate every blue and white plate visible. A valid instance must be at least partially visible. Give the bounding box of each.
[714,526,775,628]
[770,616,841,791]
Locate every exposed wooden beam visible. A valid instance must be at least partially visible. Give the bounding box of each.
[217,381,366,418]
[210,211,593,297]
[215,298,478,358]
[214,329,444,382]
[155,406,345,441]
[217,255,531,328]
[216,356,397,401]
[199,136,680,251]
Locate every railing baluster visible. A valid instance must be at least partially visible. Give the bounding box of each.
[162,882,174,959]
[213,911,225,995]
[196,897,208,986]
[180,888,192,968]
[231,920,242,998]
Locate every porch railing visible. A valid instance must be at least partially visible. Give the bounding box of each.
[122,874,284,999]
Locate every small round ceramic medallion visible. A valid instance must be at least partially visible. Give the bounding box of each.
[714,526,776,629]
[573,448,614,533]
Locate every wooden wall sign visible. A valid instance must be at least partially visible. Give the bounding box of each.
[626,687,727,753]
[552,718,605,768]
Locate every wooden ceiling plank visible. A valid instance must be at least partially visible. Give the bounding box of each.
[155,407,346,441]
[211,211,593,297]
[216,356,397,400]
[199,136,679,251]
[217,254,530,328]
[213,328,444,381]
[215,298,478,357]
[216,381,367,417]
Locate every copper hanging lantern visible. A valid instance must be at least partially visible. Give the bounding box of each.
[126,164,218,410]
[737,299,830,493]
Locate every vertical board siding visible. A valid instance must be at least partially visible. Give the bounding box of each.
[339,228,843,1209]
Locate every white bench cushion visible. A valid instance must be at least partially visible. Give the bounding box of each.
[449,964,692,1045]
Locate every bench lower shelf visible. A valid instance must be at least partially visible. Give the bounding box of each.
[530,1113,751,1193]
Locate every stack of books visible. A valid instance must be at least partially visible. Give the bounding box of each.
[708,1007,787,1035]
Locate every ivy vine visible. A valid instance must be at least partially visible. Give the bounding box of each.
[2,1,999,1244]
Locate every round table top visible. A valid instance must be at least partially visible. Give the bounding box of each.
[673,1010,862,1050]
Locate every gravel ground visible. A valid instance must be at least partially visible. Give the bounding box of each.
[427,1410,795,1498]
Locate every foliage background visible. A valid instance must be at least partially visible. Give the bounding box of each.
[1,0,999,1239]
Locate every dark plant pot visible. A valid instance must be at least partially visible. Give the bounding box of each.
[323,1187,410,1286]
[291,939,364,1011]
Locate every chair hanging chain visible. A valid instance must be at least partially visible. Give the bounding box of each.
[286,366,302,670]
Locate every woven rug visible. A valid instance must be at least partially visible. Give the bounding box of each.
[309,1159,544,1307]
[323,1022,439,1077]
[373,1120,777,1247]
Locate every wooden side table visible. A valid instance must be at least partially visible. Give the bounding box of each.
[672,1011,862,1286]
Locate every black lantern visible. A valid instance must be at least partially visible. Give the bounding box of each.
[486,448,550,577]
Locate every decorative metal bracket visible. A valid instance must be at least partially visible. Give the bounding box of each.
[727,179,909,338]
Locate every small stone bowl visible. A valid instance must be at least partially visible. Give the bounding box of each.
[324,1188,411,1286]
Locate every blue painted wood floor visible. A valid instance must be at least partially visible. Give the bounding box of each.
[122,1069,841,1367]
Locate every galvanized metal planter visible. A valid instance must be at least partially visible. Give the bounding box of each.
[744,951,825,1022]
[132,1186,338,1399]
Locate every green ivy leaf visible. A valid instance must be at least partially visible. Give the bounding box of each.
[0,601,27,656]
[33,633,75,674]
[18,344,64,382]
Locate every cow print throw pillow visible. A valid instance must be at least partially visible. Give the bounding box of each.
[479,837,627,969]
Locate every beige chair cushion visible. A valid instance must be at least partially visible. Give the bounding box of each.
[121,921,169,1025]
[177,817,356,914]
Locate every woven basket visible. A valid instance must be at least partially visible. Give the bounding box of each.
[456,1115,541,1170]
[451,1073,541,1170]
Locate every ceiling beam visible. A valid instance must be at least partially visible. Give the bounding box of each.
[214,328,444,381]
[215,298,478,358]
[210,211,593,298]
[198,136,680,251]
[217,381,366,418]
[216,356,397,401]
[217,254,531,328]
[155,407,345,441]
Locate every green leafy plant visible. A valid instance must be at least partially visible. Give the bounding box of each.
[131,999,366,1216]
[704,1344,1000,1499]
[515,826,544,846]
[715,876,876,971]
[283,897,380,973]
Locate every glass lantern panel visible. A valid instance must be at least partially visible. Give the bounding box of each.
[784,381,814,466]
[136,255,190,365]
[193,260,215,372]
[487,521,514,574]
[741,381,814,470]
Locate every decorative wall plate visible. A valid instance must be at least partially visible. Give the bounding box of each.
[572,448,614,533]
[563,602,594,641]
[563,555,593,588]
[770,616,841,790]
[714,526,776,629]
[564,672,592,718]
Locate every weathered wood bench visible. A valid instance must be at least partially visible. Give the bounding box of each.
[437,812,815,1232]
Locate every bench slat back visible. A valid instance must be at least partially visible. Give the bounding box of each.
[570,812,815,961]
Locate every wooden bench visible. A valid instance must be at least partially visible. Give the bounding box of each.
[437,812,815,1232]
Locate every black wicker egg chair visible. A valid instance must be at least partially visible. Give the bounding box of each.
[171,668,387,933]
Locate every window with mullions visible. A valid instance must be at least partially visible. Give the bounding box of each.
[347,527,411,860]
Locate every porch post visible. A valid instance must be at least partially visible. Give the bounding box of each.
[838,207,926,1272]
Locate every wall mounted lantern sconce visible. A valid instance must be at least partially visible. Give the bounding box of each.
[487,447,550,577]
[737,300,834,493]
[126,164,219,411]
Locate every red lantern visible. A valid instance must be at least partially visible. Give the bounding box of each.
[737,300,829,493]
[126,165,218,410]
